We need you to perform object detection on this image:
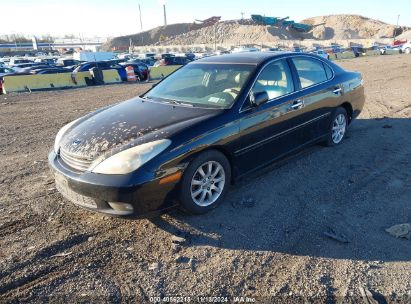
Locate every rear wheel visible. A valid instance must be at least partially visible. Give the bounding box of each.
[179,150,231,214]
[324,107,348,147]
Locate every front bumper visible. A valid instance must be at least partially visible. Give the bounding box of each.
[48,151,179,217]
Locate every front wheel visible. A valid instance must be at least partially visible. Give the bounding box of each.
[179,150,231,214]
[324,107,348,147]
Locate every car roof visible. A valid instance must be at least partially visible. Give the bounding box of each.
[195,52,292,65]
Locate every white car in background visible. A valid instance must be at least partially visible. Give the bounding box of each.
[401,42,411,54]
[231,46,260,53]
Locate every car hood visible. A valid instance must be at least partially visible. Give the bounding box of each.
[60,97,221,159]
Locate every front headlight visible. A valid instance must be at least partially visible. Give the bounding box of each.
[54,118,80,154]
[91,139,171,175]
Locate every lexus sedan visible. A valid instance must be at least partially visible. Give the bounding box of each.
[49,52,364,217]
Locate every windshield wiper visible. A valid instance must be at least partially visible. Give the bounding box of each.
[145,96,194,107]
[166,99,194,107]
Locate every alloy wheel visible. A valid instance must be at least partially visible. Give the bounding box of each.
[332,113,347,144]
[190,161,225,207]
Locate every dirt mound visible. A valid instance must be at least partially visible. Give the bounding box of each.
[103,23,194,49]
[302,15,399,40]
[104,14,409,49]
[397,30,411,40]
[156,20,304,46]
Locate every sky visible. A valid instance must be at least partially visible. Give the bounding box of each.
[1,0,410,38]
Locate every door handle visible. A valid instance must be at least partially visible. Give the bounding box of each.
[290,100,304,110]
[333,87,342,94]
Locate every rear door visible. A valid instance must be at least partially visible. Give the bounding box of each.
[289,56,344,142]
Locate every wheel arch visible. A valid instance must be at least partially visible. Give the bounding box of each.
[340,102,353,124]
[184,145,236,184]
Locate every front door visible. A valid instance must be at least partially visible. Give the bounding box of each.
[235,59,309,174]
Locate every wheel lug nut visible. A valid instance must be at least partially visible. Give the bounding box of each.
[207,187,210,190]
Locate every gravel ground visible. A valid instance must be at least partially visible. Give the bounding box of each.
[0,55,410,303]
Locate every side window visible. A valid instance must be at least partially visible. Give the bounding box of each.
[323,63,333,80]
[252,60,294,100]
[292,57,329,89]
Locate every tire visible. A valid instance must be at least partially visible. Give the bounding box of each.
[179,150,231,214]
[324,107,348,147]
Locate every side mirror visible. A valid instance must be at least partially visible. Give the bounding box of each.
[250,91,269,107]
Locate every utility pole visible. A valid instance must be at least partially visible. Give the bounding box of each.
[214,23,217,51]
[163,4,167,26]
[241,12,244,20]
[394,14,400,43]
[139,4,143,31]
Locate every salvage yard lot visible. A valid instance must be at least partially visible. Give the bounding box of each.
[0,55,410,302]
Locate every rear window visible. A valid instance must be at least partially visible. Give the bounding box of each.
[292,57,329,89]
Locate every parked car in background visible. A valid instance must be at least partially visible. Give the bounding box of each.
[379,45,401,55]
[351,46,366,57]
[401,41,411,54]
[0,67,16,77]
[56,58,81,67]
[160,53,175,59]
[18,64,52,73]
[154,56,191,67]
[138,53,156,59]
[333,45,342,53]
[311,49,330,60]
[11,63,49,73]
[34,58,57,65]
[8,58,33,67]
[73,61,128,81]
[185,53,196,60]
[49,52,364,217]
[119,62,149,80]
[73,51,115,62]
[0,58,10,66]
[139,58,156,66]
[30,68,72,75]
[265,47,282,52]
[232,46,260,53]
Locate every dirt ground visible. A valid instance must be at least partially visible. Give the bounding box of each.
[0,55,410,303]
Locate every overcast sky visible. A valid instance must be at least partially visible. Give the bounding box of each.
[1,0,410,38]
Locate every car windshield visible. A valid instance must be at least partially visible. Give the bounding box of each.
[144,63,255,108]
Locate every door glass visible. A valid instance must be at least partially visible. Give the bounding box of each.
[323,63,333,80]
[252,60,294,100]
[292,57,329,88]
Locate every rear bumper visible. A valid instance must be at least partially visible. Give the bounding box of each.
[48,151,179,217]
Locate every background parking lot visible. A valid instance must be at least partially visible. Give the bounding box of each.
[0,55,410,302]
